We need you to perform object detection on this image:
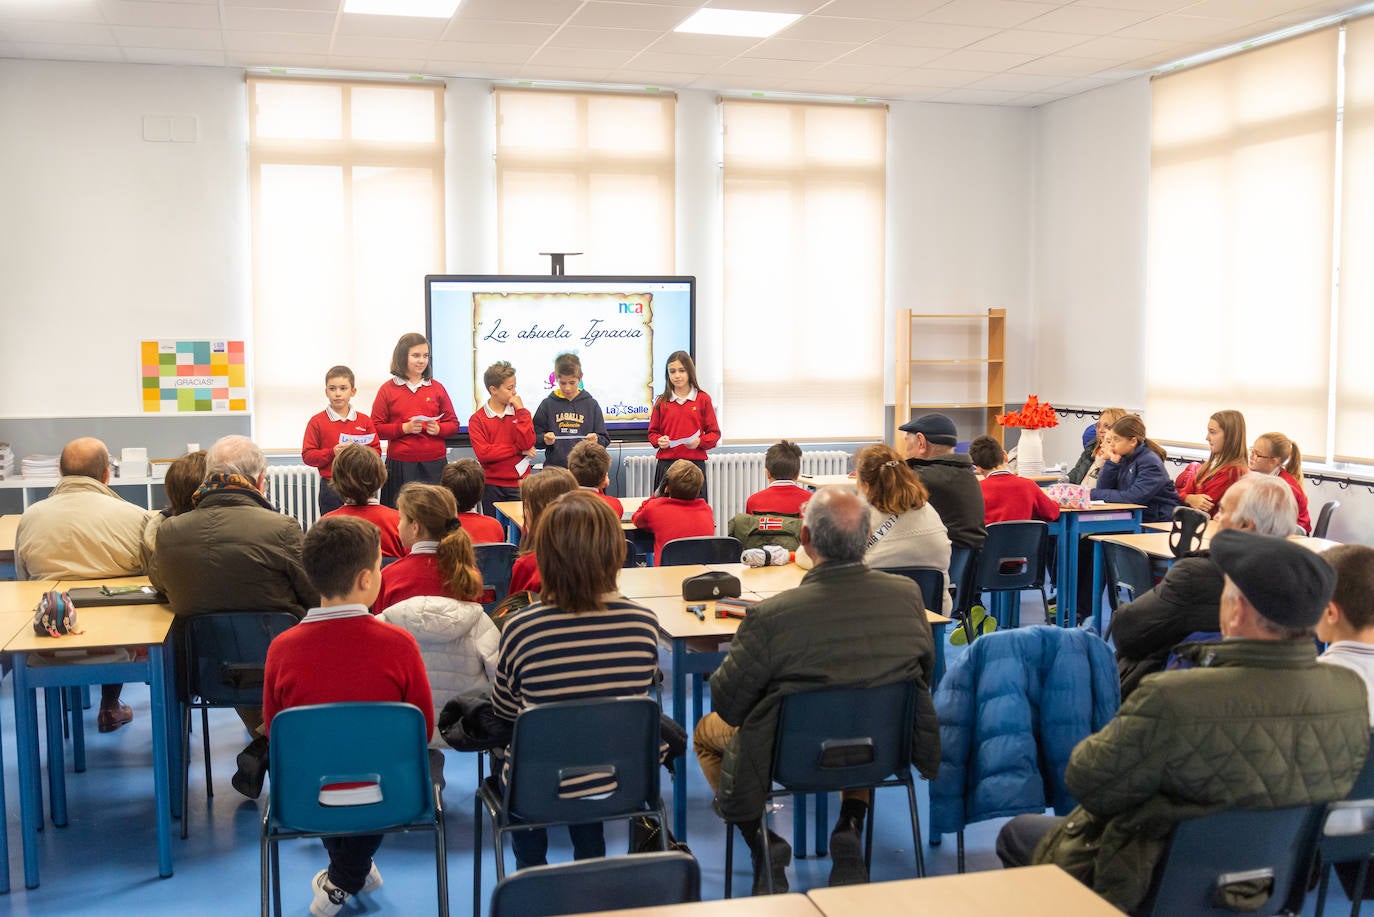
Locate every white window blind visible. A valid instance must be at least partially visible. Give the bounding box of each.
[494,88,675,274]
[720,99,886,441]
[1145,30,1338,455]
[1337,18,1374,462]
[248,77,445,449]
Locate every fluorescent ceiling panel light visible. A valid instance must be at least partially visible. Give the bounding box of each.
[344,0,461,18]
[675,8,801,38]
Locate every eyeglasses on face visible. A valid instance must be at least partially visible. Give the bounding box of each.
[1248,447,1276,460]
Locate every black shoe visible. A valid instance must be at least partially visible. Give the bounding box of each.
[750,831,791,896]
[630,816,692,855]
[828,819,868,886]
[232,736,269,799]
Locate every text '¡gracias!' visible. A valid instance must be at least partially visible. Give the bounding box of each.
[481,317,644,348]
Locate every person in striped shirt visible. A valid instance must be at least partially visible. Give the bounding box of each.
[490,490,660,869]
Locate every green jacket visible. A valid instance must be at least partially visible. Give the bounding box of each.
[710,561,941,823]
[1035,638,1371,913]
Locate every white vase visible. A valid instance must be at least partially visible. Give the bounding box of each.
[1017,429,1045,476]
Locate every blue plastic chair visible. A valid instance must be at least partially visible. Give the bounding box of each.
[1137,804,1326,916]
[259,702,447,917]
[474,697,667,916]
[659,536,742,566]
[1099,540,1154,637]
[974,521,1050,628]
[882,566,947,616]
[181,611,297,838]
[475,543,518,614]
[1315,735,1374,916]
[1315,501,1341,539]
[723,681,926,897]
[489,851,700,917]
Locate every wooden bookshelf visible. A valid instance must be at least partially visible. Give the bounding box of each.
[894,308,1006,447]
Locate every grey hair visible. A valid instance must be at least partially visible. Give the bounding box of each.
[1230,473,1298,536]
[206,435,266,481]
[1222,576,1313,640]
[802,485,872,565]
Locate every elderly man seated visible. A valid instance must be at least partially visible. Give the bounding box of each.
[15,437,155,732]
[151,434,317,798]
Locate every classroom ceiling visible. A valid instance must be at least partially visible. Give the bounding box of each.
[0,0,1362,107]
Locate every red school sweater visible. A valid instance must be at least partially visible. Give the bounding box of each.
[468,404,536,487]
[323,502,405,557]
[374,547,451,614]
[745,481,811,516]
[979,471,1062,524]
[301,408,381,479]
[509,552,540,595]
[370,379,459,463]
[647,392,721,462]
[631,496,716,564]
[262,606,434,737]
[1174,462,1246,518]
[581,486,625,519]
[459,511,507,544]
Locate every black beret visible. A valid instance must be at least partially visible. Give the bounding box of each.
[898,413,958,446]
[1209,529,1335,629]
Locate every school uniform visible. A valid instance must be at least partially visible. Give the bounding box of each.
[744,480,811,516]
[1276,468,1312,534]
[370,377,459,507]
[302,405,380,513]
[630,496,716,565]
[374,541,449,614]
[1174,461,1246,519]
[322,501,405,558]
[979,470,1062,524]
[458,511,506,544]
[532,388,609,467]
[509,552,540,595]
[581,486,624,519]
[647,388,720,500]
[468,401,535,518]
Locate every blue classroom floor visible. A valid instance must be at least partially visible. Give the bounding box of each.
[0,608,1360,916]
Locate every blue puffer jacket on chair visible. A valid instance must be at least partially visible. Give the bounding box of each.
[929,625,1120,837]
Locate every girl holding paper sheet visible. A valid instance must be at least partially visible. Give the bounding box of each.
[647,350,720,501]
[371,333,459,508]
[302,365,381,514]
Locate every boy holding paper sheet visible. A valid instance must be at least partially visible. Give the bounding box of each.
[302,365,381,514]
[532,353,610,469]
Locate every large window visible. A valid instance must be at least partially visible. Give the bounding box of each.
[494,88,675,275]
[720,99,886,441]
[1337,18,1374,461]
[248,77,445,449]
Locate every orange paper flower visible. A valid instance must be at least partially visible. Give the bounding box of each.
[997,395,1060,430]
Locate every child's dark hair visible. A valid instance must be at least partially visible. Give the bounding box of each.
[303,516,381,599]
[764,440,802,481]
[518,467,578,556]
[656,351,701,405]
[532,492,625,613]
[389,333,430,380]
[332,444,387,505]
[665,459,704,500]
[568,441,611,489]
[164,450,207,515]
[1328,544,1374,631]
[440,458,485,513]
[554,353,582,377]
[483,361,516,393]
[397,483,458,540]
[325,364,355,387]
[968,435,1004,472]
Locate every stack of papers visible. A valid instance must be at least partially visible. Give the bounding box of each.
[0,442,13,479]
[22,454,60,478]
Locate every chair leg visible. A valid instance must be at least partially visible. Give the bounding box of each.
[260,836,271,917]
[181,704,192,840]
[433,785,449,917]
[473,798,483,917]
[905,781,925,877]
[1353,858,1370,917]
[68,687,86,773]
[863,795,876,868]
[815,792,829,857]
[201,706,213,795]
[271,839,283,917]
[957,829,965,873]
[1315,863,1331,917]
[724,822,735,898]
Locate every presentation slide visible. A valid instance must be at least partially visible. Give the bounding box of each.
[426,275,695,432]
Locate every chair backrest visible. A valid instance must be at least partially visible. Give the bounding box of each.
[1138,804,1326,916]
[182,610,297,705]
[504,696,661,825]
[771,681,917,793]
[881,566,946,615]
[475,542,518,612]
[268,702,433,834]
[948,544,978,614]
[1100,541,1154,612]
[623,537,642,569]
[659,536,742,566]
[1314,500,1340,539]
[974,521,1049,592]
[489,852,700,917]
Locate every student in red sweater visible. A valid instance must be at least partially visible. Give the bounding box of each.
[745,440,811,517]
[1248,431,1312,534]
[468,360,537,519]
[321,444,404,558]
[567,440,624,518]
[371,333,459,508]
[508,467,578,595]
[1174,409,1248,518]
[374,483,465,614]
[647,351,720,501]
[262,515,433,917]
[438,458,507,544]
[631,460,716,565]
[969,435,1061,524]
[303,365,381,515]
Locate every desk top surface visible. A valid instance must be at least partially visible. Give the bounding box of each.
[1092,530,1340,559]
[806,865,1120,917]
[797,474,855,489]
[571,893,822,917]
[494,497,644,531]
[4,575,172,653]
[1062,502,1144,514]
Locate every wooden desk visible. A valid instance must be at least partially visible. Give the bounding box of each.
[798,474,855,489]
[494,497,645,536]
[619,564,708,599]
[6,574,178,887]
[708,561,805,596]
[807,865,1119,917]
[1048,503,1144,627]
[1093,530,1341,562]
[573,893,822,917]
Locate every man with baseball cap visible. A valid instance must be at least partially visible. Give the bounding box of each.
[899,412,985,550]
[996,530,1370,913]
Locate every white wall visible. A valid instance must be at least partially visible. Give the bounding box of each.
[0,59,250,419]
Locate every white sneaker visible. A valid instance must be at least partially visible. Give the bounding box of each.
[360,862,383,895]
[310,869,350,917]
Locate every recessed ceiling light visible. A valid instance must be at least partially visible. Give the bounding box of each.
[344,0,461,18]
[674,8,801,39]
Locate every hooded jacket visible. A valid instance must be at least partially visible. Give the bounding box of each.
[532,388,610,468]
[1091,442,1181,523]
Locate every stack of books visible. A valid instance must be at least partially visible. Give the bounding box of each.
[0,442,13,479]
[21,454,59,478]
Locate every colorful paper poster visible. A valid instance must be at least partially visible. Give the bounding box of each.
[140,340,248,413]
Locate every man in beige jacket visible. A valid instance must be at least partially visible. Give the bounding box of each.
[15,437,155,732]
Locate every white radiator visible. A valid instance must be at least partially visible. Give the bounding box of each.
[264,463,322,531]
[623,450,849,533]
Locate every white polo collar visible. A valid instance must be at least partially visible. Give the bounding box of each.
[302,603,372,623]
[392,375,431,393]
[482,402,515,418]
[325,405,358,422]
[768,480,808,489]
[670,387,698,405]
[410,540,438,555]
